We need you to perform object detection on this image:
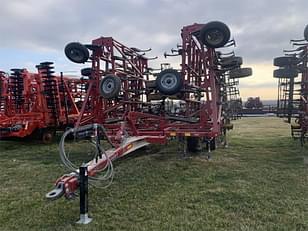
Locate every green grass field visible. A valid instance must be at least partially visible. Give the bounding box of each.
[0,117,308,231]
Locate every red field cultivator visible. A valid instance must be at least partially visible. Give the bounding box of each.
[46,21,252,223]
[273,25,308,143]
[0,62,85,143]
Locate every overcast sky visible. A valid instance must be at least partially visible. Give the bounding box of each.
[0,0,307,100]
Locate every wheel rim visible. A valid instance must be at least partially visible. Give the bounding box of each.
[205,29,224,46]
[102,79,115,94]
[160,73,178,90]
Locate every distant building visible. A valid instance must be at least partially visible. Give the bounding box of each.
[244,97,263,109]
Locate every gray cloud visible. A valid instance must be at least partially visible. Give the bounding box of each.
[0,0,307,65]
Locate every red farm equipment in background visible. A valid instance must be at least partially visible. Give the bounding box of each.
[0,62,86,143]
[0,71,8,120]
[273,25,308,144]
[46,21,252,215]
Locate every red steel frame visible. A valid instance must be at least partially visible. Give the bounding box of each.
[76,37,150,129]
[75,24,223,146]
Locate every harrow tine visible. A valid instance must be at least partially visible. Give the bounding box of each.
[164,52,180,58]
[144,56,158,60]
[130,47,152,52]
[290,38,306,43]
[223,39,236,48]
[219,51,235,57]
[292,42,308,46]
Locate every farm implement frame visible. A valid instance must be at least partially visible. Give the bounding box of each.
[46,21,252,223]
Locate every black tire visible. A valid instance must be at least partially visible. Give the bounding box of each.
[273,56,299,67]
[41,129,55,144]
[273,68,298,78]
[229,67,252,78]
[81,68,92,77]
[199,21,231,48]
[156,69,183,95]
[99,75,121,99]
[226,64,240,71]
[220,56,243,67]
[64,42,89,64]
[187,137,199,153]
[304,24,308,41]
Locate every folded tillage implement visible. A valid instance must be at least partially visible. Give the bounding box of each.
[45,21,252,223]
[273,25,308,144]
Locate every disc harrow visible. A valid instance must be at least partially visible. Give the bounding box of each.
[0,62,86,142]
